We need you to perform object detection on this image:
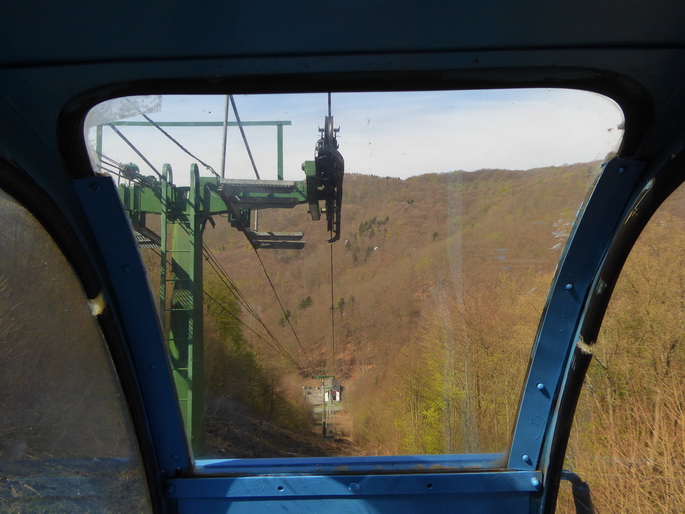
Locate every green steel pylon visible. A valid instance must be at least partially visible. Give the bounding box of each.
[116,164,311,454]
[160,164,206,452]
[107,117,334,454]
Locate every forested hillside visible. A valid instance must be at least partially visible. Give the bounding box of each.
[2,159,683,510]
[198,161,684,510]
[201,162,600,455]
[559,191,685,512]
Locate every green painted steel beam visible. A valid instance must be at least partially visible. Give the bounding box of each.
[118,177,309,216]
[277,124,284,180]
[164,164,205,453]
[302,160,321,220]
[117,163,313,455]
[108,121,292,127]
[117,182,165,214]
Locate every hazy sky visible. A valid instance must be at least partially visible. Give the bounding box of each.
[87,90,624,185]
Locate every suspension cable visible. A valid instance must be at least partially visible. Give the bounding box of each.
[146,235,293,363]
[203,243,260,319]
[140,113,220,178]
[202,243,306,370]
[141,243,301,368]
[251,247,314,370]
[108,124,163,178]
[96,152,146,184]
[98,152,123,168]
[106,111,305,369]
[98,162,125,177]
[329,239,336,375]
[203,290,303,371]
[228,95,261,180]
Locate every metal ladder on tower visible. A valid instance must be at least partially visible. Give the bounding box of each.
[159,163,205,452]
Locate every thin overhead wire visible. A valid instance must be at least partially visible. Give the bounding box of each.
[329,238,336,375]
[327,93,336,375]
[203,290,303,371]
[108,124,163,178]
[203,244,260,320]
[136,221,302,369]
[221,96,230,178]
[98,153,123,167]
[228,95,261,180]
[98,162,124,177]
[140,113,220,177]
[202,243,306,370]
[96,152,149,185]
[251,247,314,370]
[118,101,311,371]
[107,108,305,369]
[204,266,302,371]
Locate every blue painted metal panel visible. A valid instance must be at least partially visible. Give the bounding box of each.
[197,454,506,474]
[2,0,685,511]
[3,1,685,70]
[175,495,530,514]
[509,158,646,471]
[73,177,191,475]
[168,471,541,513]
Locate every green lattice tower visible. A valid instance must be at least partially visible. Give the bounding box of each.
[160,164,205,453]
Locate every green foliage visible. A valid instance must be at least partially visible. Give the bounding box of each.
[358,216,389,236]
[348,266,549,455]
[195,160,685,497]
[298,296,313,310]
[278,309,292,327]
[204,276,309,431]
[346,216,390,264]
[204,278,244,345]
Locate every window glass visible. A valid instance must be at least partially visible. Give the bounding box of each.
[85,90,624,460]
[0,189,150,511]
[558,185,685,512]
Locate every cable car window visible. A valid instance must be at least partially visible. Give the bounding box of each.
[558,183,685,513]
[0,189,150,511]
[84,90,624,462]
